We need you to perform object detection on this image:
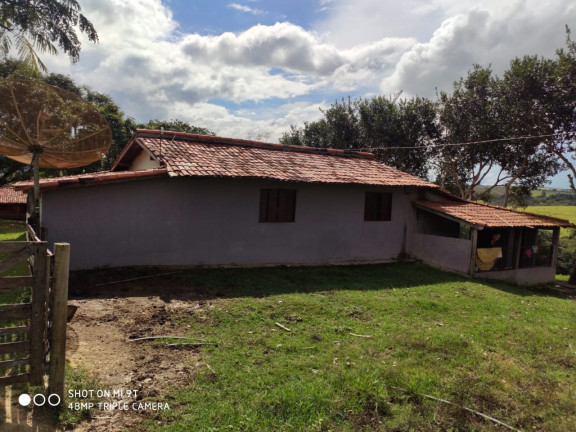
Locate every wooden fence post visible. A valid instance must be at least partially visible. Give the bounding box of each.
[48,243,70,399]
[29,242,48,386]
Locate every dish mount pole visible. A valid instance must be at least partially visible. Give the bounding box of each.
[30,149,41,235]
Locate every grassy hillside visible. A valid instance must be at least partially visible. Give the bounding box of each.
[144,264,576,432]
[524,205,576,225]
[474,186,576,207]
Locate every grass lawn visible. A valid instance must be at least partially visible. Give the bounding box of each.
[0,219,29,279]
[144,264,576,432]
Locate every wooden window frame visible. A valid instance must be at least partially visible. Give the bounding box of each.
[259,189,297,223]
[364,191,392,221]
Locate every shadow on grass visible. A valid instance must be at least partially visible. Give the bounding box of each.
[68,262,572,303]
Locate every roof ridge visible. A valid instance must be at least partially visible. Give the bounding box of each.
[134,129,377,160]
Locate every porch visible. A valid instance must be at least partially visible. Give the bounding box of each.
[411,198,573,285]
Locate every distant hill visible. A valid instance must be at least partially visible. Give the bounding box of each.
[474,186,576,207]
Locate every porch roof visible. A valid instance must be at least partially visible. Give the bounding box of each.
[414,199,575,229]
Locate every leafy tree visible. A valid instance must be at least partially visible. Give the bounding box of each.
[546,26,576,195]
[437,61,561,206]
[63,84,137,173]
[497,56,561,206]
[0,0,97,72]
[280,120,333,149]
[281,99,359,149]
[437,65,504,199]
[358,95,439,179]
[547,27,576,284]
[280,95,438,178]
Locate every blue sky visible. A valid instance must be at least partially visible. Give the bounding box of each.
[166,0,321,34]
[40,0,576,188]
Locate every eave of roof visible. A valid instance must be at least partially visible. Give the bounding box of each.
[414,199,575,229]
[14,168,168,192]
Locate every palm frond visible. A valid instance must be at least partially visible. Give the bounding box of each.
[14,33,52,74]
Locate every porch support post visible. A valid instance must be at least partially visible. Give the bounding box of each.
[469,228,478,276]
[551,227,560,268]
[514,228,522,270]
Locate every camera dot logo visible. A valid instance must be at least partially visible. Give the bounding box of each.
[18,393,31,407]
[19,393,61,407]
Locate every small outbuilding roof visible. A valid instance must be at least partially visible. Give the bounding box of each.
[414,199,574,229]
[113,130,439,188]
[0,186,26,204]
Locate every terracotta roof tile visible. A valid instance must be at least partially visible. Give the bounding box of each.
[14,168,168,191]
[122,130,437,188]
[0,186,26,203]
[414,199,574,228]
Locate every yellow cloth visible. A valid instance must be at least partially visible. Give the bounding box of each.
[476,247,502,271]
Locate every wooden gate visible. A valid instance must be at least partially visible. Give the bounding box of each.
[0,240,49,387]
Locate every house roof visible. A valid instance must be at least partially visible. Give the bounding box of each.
[414,199,575,229]
[14,168,168,191]
[112,130,439,188]
[0,186,26,204]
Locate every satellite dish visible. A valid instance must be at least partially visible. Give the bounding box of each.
[0,79,112,223]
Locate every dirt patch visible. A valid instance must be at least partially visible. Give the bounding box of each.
[65,269,210,432]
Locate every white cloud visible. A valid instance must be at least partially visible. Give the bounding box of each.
[182,23,345,76]
[162,100,327,142]
[228,3,266,15]
[379,0,576,97]
[39,0,576,146]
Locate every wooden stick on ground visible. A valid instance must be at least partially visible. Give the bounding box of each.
[127,336,206,342]
[275,322,291,332]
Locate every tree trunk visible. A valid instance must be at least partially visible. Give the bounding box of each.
[503,183,511,208]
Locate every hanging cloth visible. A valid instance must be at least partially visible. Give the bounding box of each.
[476,247,502,271]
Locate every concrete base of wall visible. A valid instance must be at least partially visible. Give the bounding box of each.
[70,258,416,274]
[475,266,556,286]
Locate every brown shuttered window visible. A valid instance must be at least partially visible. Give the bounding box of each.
[364,192,392,221]
[259,189,297,223]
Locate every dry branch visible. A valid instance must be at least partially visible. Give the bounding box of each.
[275,322,291,332]
[96,271,183,287]
[349,333,373,338]
[127,336,206,342]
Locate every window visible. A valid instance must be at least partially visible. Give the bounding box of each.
[364,192,392,221]
[259,189,297,223]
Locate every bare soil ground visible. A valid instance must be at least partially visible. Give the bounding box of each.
[65,268,212,432]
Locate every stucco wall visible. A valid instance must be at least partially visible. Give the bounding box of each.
[41,177,418,270]
[130,151,160,171]
[411,233,471,274]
